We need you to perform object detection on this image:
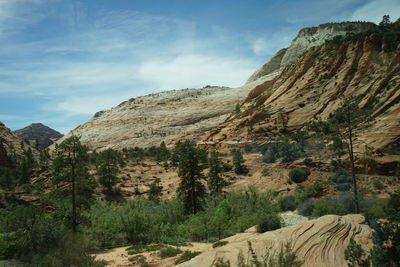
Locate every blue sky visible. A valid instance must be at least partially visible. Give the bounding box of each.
[0,0,399,134]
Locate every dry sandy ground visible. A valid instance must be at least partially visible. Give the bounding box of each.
[94,243,212,267]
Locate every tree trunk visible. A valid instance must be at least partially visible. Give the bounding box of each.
[71,162,77,233]
[348,129,360,213]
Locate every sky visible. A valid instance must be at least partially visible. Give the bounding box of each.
[0,0,399,134]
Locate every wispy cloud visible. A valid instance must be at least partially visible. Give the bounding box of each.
[350,0,400,23]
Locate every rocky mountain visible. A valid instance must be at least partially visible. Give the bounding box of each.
[177,214,372,267]
[14,123,63,149]
[0,122,37,168]
[58,21,399,154]
[56,84,269,151]
[246,22,376,83]
[202,24,400,153]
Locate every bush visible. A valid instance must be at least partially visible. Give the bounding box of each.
[212,240,229,248]
[297,181,325,201]
[158,246,182,258]
[262,151,276,163]
[329,170,352,184]
[261,141,304,164]
[372,179,384,190]
[312,198,345,217]
[297,199,315,216]
[303,158,313,167]
[262,168,270,176]
[222,163,233,172]
[288,168,310,183]
[336,183,351,192]
[280,195,297,211]
[256,213,281,233]
[174,251,201,265]
[361,198,387,220]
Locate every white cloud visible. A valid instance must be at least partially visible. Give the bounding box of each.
[0,0,50,37]
[351,0,400,23]
[138,54,256,90]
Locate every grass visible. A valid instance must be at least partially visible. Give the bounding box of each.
[174,251,201,265]
[126,243,168,255]
[212,240,229,248]
[158,246,182,258]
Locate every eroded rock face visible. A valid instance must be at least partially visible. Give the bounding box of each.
[246,22,377,84]
[202,36,400,152]
[176,214,372,267]
[0,122,37,167]
[57,85,269,151]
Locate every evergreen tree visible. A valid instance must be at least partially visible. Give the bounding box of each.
[148,177,163,203]
[52,136,95,232]
[208,152,228,195]
[309,97,372,213]
[176,140,206,214]
[97,148,124,193]
[232,149,249,175]
[0,167,15,190]
[18,147,36,184]
[155,141,170,162]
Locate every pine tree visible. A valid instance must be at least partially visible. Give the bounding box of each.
[97,148,124,194]
[176,140,206,214]
[52,136,95,232]
[148,177,163,203]
[208,152,228,195]
[309,97,372,213]
[232,149,249,175]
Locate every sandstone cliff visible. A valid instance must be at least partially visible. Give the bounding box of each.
[57,86,262,150]
[202,34,400,152]
[247,22,377,84]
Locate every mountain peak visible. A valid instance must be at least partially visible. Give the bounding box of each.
[14,123,63,149]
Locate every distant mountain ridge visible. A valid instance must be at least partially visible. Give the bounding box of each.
[14,123,63,149]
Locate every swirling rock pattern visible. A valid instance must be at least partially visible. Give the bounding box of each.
[176,214,372,267]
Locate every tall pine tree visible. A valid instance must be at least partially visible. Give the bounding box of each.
[175,140,206,214]
[207,152,228,195]
[97,148,124,194]
[52,136,95,232]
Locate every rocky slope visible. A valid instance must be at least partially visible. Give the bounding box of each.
[246,22,376,83]
[14,123,63,149]
[0,122,37,167]
[177,214,372,267]
[202,33,400,153]
[57,84,269,151]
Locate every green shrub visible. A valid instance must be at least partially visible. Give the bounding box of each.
[303,158,313,167]
[262,151,276,163]
[329,170,352,184]
[212,240,229,248]
[312,199,345,217]
[158,246,182,258]
[174,251,201,265]
[372,179,384,190]
[280,195,297,211]
[361,199,387,220]
[222,163,233,172]
[256,213,281,233]
[336,183,351,192]
[297,181,324,201]
[128,254,146,263]
[297,199,315,216]
[288,168,310,183]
